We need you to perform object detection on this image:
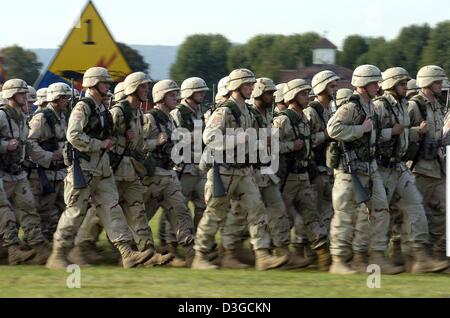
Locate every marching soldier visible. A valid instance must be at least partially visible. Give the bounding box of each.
[192,69,288,270]
[141,79,196,267]
[334,88,353,112]
[28,83,70,242]
[0,79,51,264]
[34,88,48,113]
[272,78,331,271]
[273,83,287,114]
[369,67,448,273]
[327,65,404,274]
[406,79,420,100]
[305,70,340,232]
[408,65,448,264]
[46,67,152,269]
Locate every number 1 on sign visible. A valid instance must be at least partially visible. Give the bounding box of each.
[84,19,95,45]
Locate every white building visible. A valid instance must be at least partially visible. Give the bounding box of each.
[312,38,337,65]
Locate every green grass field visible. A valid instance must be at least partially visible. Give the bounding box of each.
[1,263,449,297]
[1,211,449,298]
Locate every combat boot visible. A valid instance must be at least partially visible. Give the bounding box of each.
[315,245,332,271]
[7,244,35,265]
[351,251,368,273]
[254,248,288,271]
[27,241,51,265]
[369,251,404,275]
[143,251,175,267]
[67,242,101,267]
[305,244,317,264]
[46,245,70,269]
[389,240,405,266]
[274,246,310,269]
[410,246,449,273]
[183,244,195,268]
[235,241,255,265]
[191,252,219,270]
[221,249,250,269]
[0,239,7,260]
[292,244,306,259]
[115,242,152,269]
[329,255,356,274]
[165,242,186,267]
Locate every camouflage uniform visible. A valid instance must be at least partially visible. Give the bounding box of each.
[327,93,391,260]
[408,92,446,254]
[109,99,154,251]
[304,100,334,231]
[272,106,328,250]
[142,108,195,247]
[50,94,135,259]
[28,103,67,241]
[0,104,47,247]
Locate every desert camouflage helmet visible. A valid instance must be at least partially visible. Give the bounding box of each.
[335,88,353,107]
[274,83,287,103]
[0,92,7,106]
[124,72,152,96]
[152,79,180,103]
[217,76,230,97]
[35,88,48,106]
[181,77,209,99]
[226,68,256,91]
[47,82,72,102]
[114,82,126,101]
[252,77,277,99]
[283,79,311,103]
[381,67,411,90]
[311,70,340,95]
[82,67,113,88]
[416,65,447,88]
[351,64,382,87]
[406,79,419,96]
[1,79,29,99]
[27,86,37,103]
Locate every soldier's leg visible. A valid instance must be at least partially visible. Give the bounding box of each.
[192,176,206,230]
[366,171,403,274]
[91,175,152,268]
[159,175,195,247]
[0,202,35,265]
[296,177,330,271]
[117,179,155,252]
[329,170,359,274]
[312,173,334,232]
[262,184,290,248]
[7,178,47,246]
[29,178,61,242]
[220,199,250,269]
[415,175,446,256]
[142,176,164,221]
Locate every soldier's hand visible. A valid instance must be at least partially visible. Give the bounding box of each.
[101,138,113,150]
[52,150,63,161]
[7,139,18,151]
[293,139,304,151]
[419,121,428,135]
[157,132,168,145]
[362,118,373,133]
[126,129,135,142]
[391,123,405,136]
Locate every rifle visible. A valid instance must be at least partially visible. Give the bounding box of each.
[341,142,370,204]
[37,165,54,194]
[69,79,88,189]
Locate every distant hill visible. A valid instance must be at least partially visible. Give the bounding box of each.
[31,45,178,80]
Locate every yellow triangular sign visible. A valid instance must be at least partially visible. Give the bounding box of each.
[36,0,132,90]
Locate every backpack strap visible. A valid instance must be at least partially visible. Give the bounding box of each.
[0,107,14,138]
[218,100,242,126]
[410,94,428,120]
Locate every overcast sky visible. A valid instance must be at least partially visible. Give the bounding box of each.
[3,0,449,49]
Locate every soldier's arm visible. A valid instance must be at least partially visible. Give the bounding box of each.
[408,101,422,142]
[373,100,392,142]
[272,115,294,154]
[109,106,126,153]
[66,102,102,153]
[304,107,326,147]
[27,113,53,168]
[202,107,236,152]
[143,113,159,152]
[0,112,10,154]
[326,103,364,142]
